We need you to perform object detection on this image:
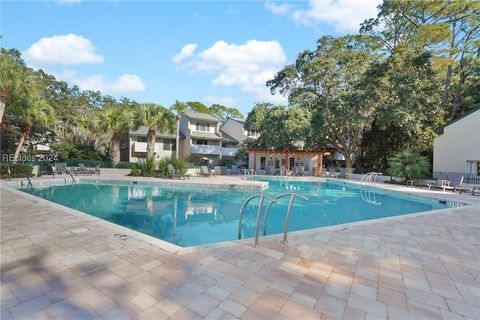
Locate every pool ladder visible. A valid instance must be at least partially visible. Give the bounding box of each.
[238,192,309,247]
[361,172,381,187]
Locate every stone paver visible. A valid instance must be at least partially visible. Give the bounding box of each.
[1,181,480,319]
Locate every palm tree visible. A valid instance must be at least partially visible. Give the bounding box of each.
[0,49,39,125]
[170,100,187,158]
[135,103,175,158]
[388,152,430,181]
[97,103,132,164]
[11,98,55,162]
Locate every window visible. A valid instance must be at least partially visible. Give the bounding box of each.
[260,157,266,170]
[162,139,176,151]
[194,139,208,145]
[195,122,210,132]
[137,137,147,142]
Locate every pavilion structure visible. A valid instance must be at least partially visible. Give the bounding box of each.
[248,149,331,176]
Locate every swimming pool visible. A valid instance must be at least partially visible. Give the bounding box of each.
[21,178,453,247]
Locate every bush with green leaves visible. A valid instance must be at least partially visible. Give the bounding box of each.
[130,156,157,177]
[169,156,188,175]
[0,163,33,179]
[114,161,136,169]
[52,142,107,161]
[388,152,430,181]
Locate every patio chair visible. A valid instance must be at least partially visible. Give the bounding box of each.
[453,176,465,192]
[328,168,336,178]
[167,164,177,179]
[338,168,348,179]
[296,167,306,176]
[200,166,211,177]
[265,166,272,175]
[213,166,221,176]
[230,165,239,175]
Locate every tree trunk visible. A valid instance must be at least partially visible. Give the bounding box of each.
[111,133,121,164]
[344,153,353,171]
[175,116,180,158]
[443,63,453,117]
[0,98,6,126]
[146,129,156,158]
[13,123,30,163]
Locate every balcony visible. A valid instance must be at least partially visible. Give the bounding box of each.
[133,142,148,152]
[220,147,237,156]
[190,145,238,156]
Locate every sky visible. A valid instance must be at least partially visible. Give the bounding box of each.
[1,0,382,115]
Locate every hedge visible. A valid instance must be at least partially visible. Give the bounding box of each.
[0,163,33,179]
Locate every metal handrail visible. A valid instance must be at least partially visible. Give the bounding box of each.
[283,193,309,243]
[361,172,381,187]
[9,165,33,188]
[65,168,77,184]
[238,194,277,247]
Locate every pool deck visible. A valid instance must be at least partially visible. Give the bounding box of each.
[1,175,479,319]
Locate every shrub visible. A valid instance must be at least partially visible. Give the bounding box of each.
[52,142,106,162]
[188,154,207,166]
[170,156,188,175]
[388,152,430,181]
[0,163,33,179]
[114,161,136,169]
[218,156,235,167]
[133,156,157,177]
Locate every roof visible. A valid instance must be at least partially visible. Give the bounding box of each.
[191,132,222,140]
[226,117,245,124]
[129,127,176,139]
[219,118,247,143]
[220,132,238,143]
[185,111,219,122]
[248,149,331,155]
[436,104,480,134]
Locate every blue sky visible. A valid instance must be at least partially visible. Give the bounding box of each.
[2,0,381,115]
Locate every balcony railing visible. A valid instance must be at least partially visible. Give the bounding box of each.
[191,145,238,156]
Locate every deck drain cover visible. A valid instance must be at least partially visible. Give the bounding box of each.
[339,226,351,231]
[71,227,89,234]
[113,233,129,241]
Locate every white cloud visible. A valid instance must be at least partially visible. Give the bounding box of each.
[202,95,239,107]
[264,1,293,15]
[175,40,287,104]
[172,43,198,63]
[52,70,146,95]
[75,74,146,95]
[24,34,103,67]
[266,0,381,33]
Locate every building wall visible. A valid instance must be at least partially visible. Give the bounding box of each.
[433,109,480,173]
[128,136,174,163]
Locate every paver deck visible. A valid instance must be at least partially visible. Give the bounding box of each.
[1,177,479,319]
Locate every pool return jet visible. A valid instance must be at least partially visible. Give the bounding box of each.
[238,192,310,247]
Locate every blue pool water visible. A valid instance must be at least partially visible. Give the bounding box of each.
[21,178,450,247]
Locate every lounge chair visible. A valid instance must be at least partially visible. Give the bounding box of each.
[213,166,221,176]
[456,183,480,195]
[453,176,465,192]
[54,163,68,175]
[428,179,454,192]
[200,166,211,177]
[78,163,100,175]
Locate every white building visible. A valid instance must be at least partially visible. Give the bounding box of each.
[127,127,177,163]
[433,106,480,175]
